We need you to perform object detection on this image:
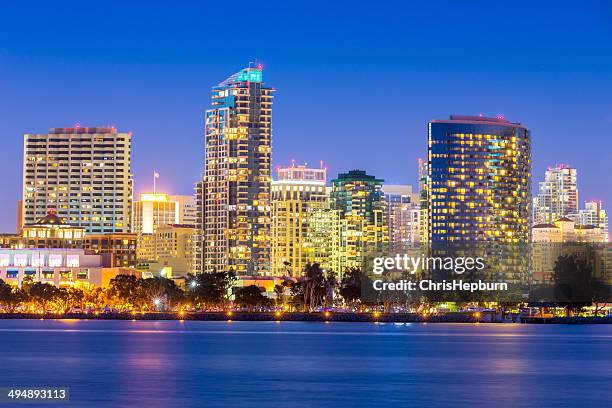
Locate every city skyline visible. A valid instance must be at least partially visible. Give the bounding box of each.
[1,1,612,232]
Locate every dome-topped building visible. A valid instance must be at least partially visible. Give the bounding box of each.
[20,209,85,248]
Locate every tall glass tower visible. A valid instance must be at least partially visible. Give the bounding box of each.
[202,65,274,275]
[428,115,531,243]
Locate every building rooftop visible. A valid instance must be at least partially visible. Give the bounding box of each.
[219,66,263,86]
[431,114,526,128]
[555,216,574,223]
[332,170,384,183]
[533,223,558,229]
[48,127,118,134]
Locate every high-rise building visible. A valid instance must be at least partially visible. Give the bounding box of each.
[171,195,197,226]
[570,200,609,242]
[271,164,328,276]
[202,65,273,275]
[193,180,204,274]
[428,115,531,243]
[533,164,578,225]
[22,126,132,234]
[418,158,429,243]
[132,193,178,234]
[330,170,387,273]
[382,185,420,247]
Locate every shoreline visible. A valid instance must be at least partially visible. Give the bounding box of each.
[0,312,610,324]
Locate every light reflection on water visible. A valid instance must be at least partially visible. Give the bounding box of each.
[0,320,610,408]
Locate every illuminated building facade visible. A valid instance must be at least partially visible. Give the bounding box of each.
[132,193,179,234]
[330,170,387,273]
[202,65,273,275]
[382,185,421,247]
[2,210,85,249]
[82,233,138,267]
[418,158,429,243]
[22,127,132,233]
[137,224,196,276]
[570,200,609,242]
[533,164,578,225]
[193,180,204,273]
[271,164,327,276]
[428,115,531,243]
[0,248,139,288]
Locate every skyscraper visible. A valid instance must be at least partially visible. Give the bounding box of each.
[202,65,273,275]
[271,164,328,276]
[22,126,132,234]
[330,170,387,273]
[382,185,420,247]
[570,200,609,242]
[428,115,531,243]
[533,164,578,225]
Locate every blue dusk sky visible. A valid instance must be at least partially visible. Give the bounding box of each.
[0,1,611,231]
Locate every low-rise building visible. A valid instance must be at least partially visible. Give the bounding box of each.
[0,248,139,288]
[82,233,138,267]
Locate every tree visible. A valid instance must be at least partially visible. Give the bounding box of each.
[0,279,27,313]
[300,263,329,312]
[29,282,60,313]
[108,274,142,310]
[339,267,362,307]
[552,254,593,316]
[140,277,185,311]
[233,285,270,309]
[83,287,107,312]
[187,272,236,310]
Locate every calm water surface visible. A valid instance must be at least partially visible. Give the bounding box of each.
[0,320,610,407]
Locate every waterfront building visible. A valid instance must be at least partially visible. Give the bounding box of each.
[418,158,429,243]
[82,233,138,267]
[201,65,273,275]
[532,217,609,282]
[0,248,139,288]
[382,185,421,248]
[569,200,609,242]
[271,164,328,276]
[22,126,132,233]
[533,164,578,225]
[305,205,344,273]
[330,170,387,273]
[0,210,85,249]
[193,180,205,274]
[428,115,531,243]
[137,224,196,276]
[132,193,178,234]
[532,217,607,243]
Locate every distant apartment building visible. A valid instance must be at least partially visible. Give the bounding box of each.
[22,126,132,233]
[202,65,273,275]
[569,200,609,242]
[193,180,205,274]
[382,185,421,247]
[533,164,578,225]
[271,164,328,276]
[330,170,387,274]
[171,195,197,226]
[532,217,607,243]
[137,224,196,276]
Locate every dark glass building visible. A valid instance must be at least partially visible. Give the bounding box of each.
[330,170,387,271]
[428,115,531,243]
